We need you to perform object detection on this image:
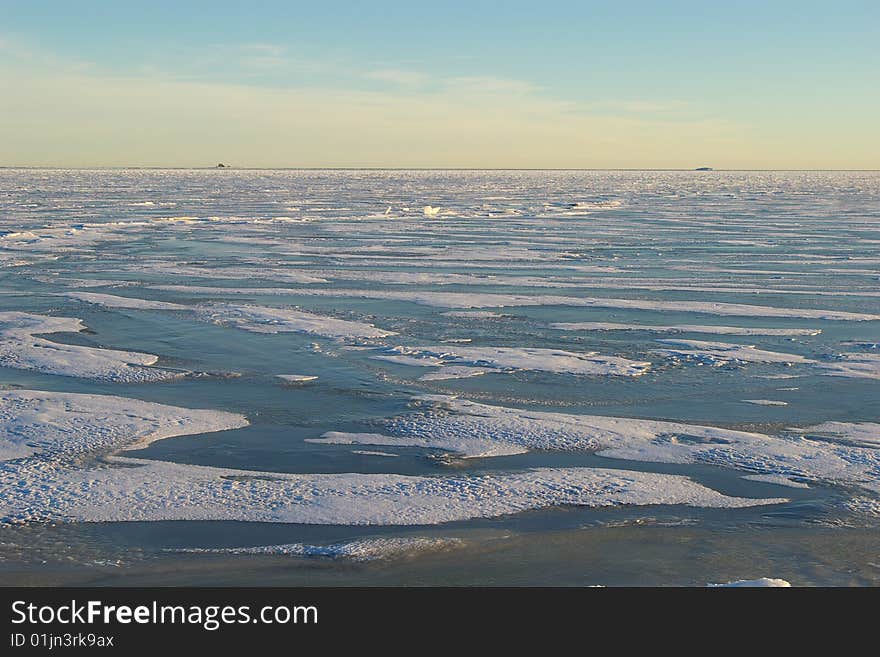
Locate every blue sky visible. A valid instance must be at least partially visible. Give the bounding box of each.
[2,1,878,167]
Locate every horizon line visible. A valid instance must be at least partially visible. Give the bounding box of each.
[2,166,880,172]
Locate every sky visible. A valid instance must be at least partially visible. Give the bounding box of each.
[1,1,878,168]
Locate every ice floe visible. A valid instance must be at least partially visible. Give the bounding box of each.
[551,322,821,336]
[172,536,464,561]
[63,291,188,310]
[753,374,803,380]
[0,389,782,525]
[159,288,880,320]
[708,578,791,587]
[0,223,129,253]
[372,346,651,377]
[33,277,138,289]
[194,304,395,338]
[0,312,180,383]
[308,430,528,458]
[378,396,880,496]
[418,366,493,381]
[802,422,880,448]
[443,311,505,319]
[276,374,319,383]
[371,353,446,367]
[62,291,390,341]
[122,262,328,284]
[0,389,248,462]
[1,460,781,525]
[655,339,814,365]
[816,353,880,379]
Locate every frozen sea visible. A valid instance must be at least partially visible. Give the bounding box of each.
[0,168,878,586]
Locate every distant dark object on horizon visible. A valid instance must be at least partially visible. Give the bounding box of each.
[216,163,227,168]
[695,166,713,171]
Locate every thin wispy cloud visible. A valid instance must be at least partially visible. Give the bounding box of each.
[1,30,875,168]
[0,63,744,168]
[364,69,427,86]
[443,76,537,96]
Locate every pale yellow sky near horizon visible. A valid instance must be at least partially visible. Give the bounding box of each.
[2,38,878,170]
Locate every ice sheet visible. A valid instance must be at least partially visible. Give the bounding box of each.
[0,390,782,525]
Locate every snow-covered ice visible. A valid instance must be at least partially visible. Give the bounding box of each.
[0,312,180,382]
[276,374,319,383]
[194,304,395,338]
[552,322,821,336]
[708,578,791,587]
[63,291,188,310]
[374,395,880,496]
[175,287,880,320]
[0,390,782,525]
[172,536,464,561]
[371,345,651,377]
[817,353,880,379]
[655,339,814,366]
[803,422,880,448]
[0,389,248,462]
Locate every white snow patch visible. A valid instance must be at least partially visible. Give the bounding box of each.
[419,366,492,381]
[128,263,327,284]
[0,312,180,383]
[276,374,318,383]
[0,389,248,462]
[655,339,814,365]
[176,288,880,321]
[308,431,527,458]
[443,311,505,319]
[63,292,188,310]
[803,422,880,448]
[708,578,791,587]
[817,353,880,379]
[753,374,803,380]
[552,322,820,336]
[1,460,781,525]
[0,390,781,525]
[385,396,880,497]
[194,304,395,338]
[173,537,463,561]
[371,354,446,367]
[375,346,651,377]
